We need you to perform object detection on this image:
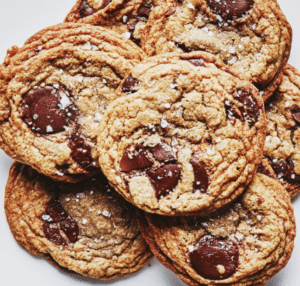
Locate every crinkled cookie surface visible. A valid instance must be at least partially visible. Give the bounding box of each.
[5,162,152,280]
[137,173,296,286]
[261,65,300,198]
[65,0,174,46]
[141,0,292,100]
[0,23,144,182]
[97,52,266,216]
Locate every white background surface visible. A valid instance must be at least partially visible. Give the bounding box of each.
[0,0,299,285]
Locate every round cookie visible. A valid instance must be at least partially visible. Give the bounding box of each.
[137,173,296,286]
[64,0,174,46]
[0,23,144,182]
[5,162,152,280]
[141,0,292,101]
[262,64,300,198]
[97,52,266,216]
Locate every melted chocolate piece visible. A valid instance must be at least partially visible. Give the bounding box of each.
[176,42,195,53]
[122,75,140,93]
[147,164,181,198]
[190,158,209,193]
[78,0,111,18]
[190,235,239,280]
[60,217,79,243]
[186,58,206,67]
[20,87,78,134]
[68,131,93,169]
[42,222,66,246]
[137,2,152,18]
[234,91,260,127]
[120,144,154,172]
[44,198,68,223]
[207,0,253,20]
[151,143,176,163]
[289,105,300,125]
[165,7,176,17]
[270,158,300,186]
[257,163,274,179]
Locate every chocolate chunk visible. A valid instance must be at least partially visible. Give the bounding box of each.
[147,164,181,198]
[165,7,176,17]
[120,144,154,172]
[151,143,176,163]
[43,198,68,223]
[78,0,111,18]
[176,42,195,53]
[137,2,152,18]
[190,235,239,280]
[68,131,93,169]
[190,158,209,193]
[257,163,274,179]
[99,0,112,10]
[289,105,300,125]
[186,58,206,67]
[270,158,300,186]
[60,217,79,243]
[42,222,66,246]
[207,0,253,20]
[20,87,78,134]
[234,91,260,127]
[122,75,140,93]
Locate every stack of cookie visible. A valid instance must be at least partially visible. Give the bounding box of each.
[0,0,298,285]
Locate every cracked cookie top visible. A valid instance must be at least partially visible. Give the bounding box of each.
[97,52,266,216]
[64,0,174,47]
[137,173,296,285]
[4,162,152,280]
[261,65,300,198]
[141,0,292,100]
[0,23,144,182]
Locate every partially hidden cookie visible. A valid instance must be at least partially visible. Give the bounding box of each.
[0,23,144,182]
[137,173,296,286]
[5,162,152,280]
[141,0,292,101]
[260,64,300,198]
[97,52,266,216]
[64,0,174,46]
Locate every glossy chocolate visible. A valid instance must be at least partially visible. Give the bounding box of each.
[42,222,66,246]
[68,131,93,169]
[271,158,300,186]
[147,164,181,198]
[207,0,253,20]
[122,75,140,93]
[151,143,176,163]
[190,158,209,193]
[120,144,154,172]
[190,235,239,280]
[60,217,79,243]
[20,87,78,134]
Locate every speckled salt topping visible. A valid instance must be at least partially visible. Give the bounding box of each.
[0,23,144,182]
[141,0,292,100]
[97,52,266,216]
[137,173,296,286]
[4,162,152,280]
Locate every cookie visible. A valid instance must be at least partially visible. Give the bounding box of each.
[64,0,174,46]
[141,0,292,101]
[5,162,152,280]
[137,173,296,286]
[260,64,300,198]
[0,23,144,182]
[97,52,266,216]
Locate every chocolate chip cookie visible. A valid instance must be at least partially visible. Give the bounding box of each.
[97,52,266,216]
[260,64,300,198]
[5,162,152,280]
[64,0,174,46]
[141,0,292,101]
[137,173,296,286]
[0,23,144,182]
